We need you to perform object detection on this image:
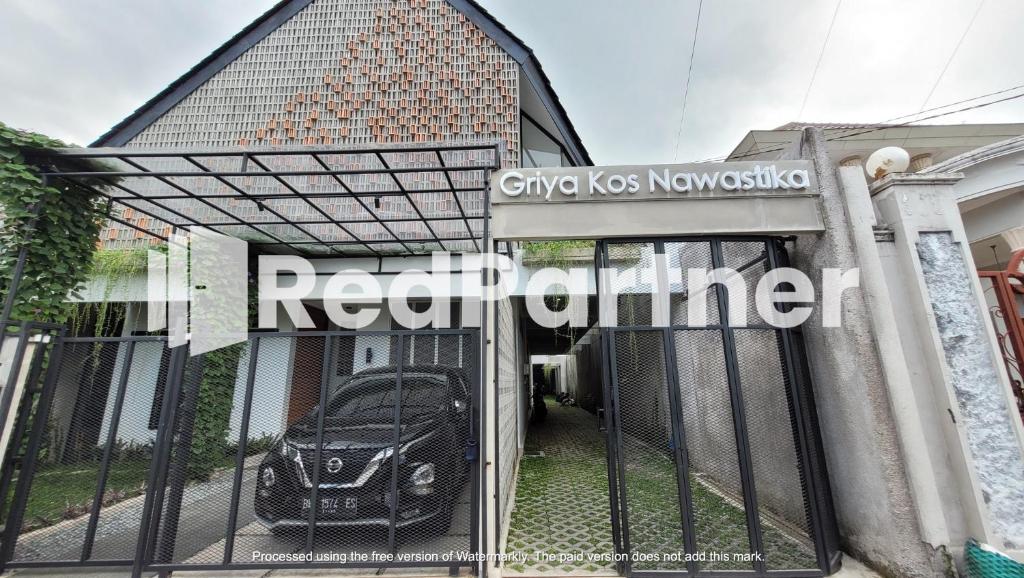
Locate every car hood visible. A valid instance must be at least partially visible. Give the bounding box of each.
[282,412,444,449]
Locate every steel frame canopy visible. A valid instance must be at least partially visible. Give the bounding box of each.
[35,142,503,257]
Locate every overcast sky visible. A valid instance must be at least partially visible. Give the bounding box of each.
[2,0,1022,164]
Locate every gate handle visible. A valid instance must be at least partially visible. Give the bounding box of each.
[597,408,607,433]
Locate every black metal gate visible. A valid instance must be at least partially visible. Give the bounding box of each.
[597,238,839,577]
[0,329,481,576]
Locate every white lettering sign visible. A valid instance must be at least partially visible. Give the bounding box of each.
[492,161,816,202]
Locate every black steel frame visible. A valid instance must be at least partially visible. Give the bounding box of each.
[0,328,483,576]
[32,143,503,257]
[596,236,840,578]
[0,321,65,562]
[0,141,501,577]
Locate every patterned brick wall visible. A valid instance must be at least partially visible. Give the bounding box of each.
[104,0,520,248]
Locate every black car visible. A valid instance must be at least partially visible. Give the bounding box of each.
[255,365,473,534]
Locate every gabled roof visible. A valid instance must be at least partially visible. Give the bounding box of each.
[92,0,592,165]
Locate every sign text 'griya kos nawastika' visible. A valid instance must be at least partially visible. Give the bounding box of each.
[488,161,824,239]
[491,161,817,202]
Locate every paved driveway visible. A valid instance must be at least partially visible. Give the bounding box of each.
[8,455,472,576]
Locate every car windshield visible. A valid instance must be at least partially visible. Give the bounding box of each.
[324,373,449,420]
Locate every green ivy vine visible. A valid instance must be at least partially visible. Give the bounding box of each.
[0,122,108,325]
[68,248,151,337]
[522,240,595,348]
[189,342,245,481]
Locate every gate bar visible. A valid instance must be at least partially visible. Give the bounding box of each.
[604,328,635,577]
[0,327,66,566]
[770,242,839,573]
[710,239,767,573]
[81,340,137,561]
[386,336,406,553]
[492,237,502,566]
[660,327,700,574]
[652,239,701,573]
[0,325,32,471]
[132,344,187,578]
[0,327,50,554]
[305,334,335,553]
[595,242,625,574]
[223,336,261,565]
[479,167,491,578]
[156,349,210,564]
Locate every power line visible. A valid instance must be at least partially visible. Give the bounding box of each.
[832,90,1024,140]
[919,0,986,110]
[797,0,843,120]
[671,0,704,162]
[698,86,1024,162]
[870,82,1024,125]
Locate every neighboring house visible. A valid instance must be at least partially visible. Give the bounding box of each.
[727,122,1024,268]
[727,122,1024,407]
[921,135,1024,269]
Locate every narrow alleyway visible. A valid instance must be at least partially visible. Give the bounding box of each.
[504,397,817,575]
[505,399,617,575]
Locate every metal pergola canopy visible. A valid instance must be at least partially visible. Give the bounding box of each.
[37,142,503,257]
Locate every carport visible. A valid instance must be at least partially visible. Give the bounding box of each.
[0,142,504,577]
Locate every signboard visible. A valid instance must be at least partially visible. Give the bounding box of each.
[492,161,818,204]
[489,161,824,240]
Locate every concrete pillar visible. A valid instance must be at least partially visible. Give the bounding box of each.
[871,173,1024,560]
[795,129,949,577]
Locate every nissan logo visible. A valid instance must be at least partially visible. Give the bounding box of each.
[325,457,343,474]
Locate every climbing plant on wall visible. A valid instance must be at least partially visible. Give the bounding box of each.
[188,342,245,481]
[0,122,107,325]
[188,270,259,482]
[522,240,595,348]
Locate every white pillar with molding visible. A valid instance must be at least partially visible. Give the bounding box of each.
[869,172,1024,559]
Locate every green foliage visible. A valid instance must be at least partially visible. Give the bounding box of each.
[522,240,594,266]
[188,342,245,481]
[0,122,107,324]
[185,250,258,481]
[69,248,151,337]
[522,240,595,348]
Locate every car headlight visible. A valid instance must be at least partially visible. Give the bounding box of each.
[410,463,435,486]
[280,441,300,460]
[262,466,276,487]
[279,441,312,488]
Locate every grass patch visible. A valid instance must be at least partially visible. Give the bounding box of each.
[506,399,816,573]
[622,438,817,571]
[506,400,616,571]
[10,461,150,531]
[9,454,241,533]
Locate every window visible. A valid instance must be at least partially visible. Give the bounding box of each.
[521,113,569,168]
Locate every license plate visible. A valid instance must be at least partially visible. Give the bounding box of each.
[303,496,357,517]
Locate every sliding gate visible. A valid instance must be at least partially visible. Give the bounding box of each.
[598,238,839,577]
[0,329,481,576]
